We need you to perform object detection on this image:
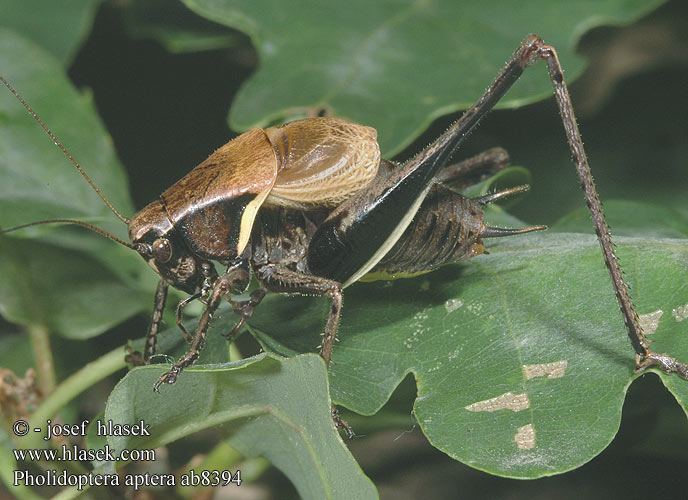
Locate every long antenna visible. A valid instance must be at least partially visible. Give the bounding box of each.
[0,76,131,225]
[0,219,137,250]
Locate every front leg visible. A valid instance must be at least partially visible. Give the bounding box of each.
[153,263,247,392]
[126,279,169,367]
[175,292,202,343]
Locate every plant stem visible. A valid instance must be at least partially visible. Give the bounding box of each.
[28,323,55,394]
[25,347,126,449]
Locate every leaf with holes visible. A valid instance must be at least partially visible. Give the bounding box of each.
[248,231,688,477]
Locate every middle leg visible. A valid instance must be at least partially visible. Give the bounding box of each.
[254,264,343,365]
[254,264,352,436]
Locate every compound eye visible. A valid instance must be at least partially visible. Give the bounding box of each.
[152,238,172,263]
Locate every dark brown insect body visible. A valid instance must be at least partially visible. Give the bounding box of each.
[2,34,686,415]
[127,116,521,383]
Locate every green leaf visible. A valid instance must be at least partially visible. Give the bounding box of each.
[122,0,245,53]
[0,332,33,374]
[552,200,688,238]
[0,238,148,339]
[0,29,151,336]
[105,354,377,500]
[0,28,135,238]
[248,232,688,478]
[182,0,665,154]
[1,0,100,64]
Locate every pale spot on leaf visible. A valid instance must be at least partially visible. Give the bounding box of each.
[515,424,535,449]
[465,392,530,412]
[522,360,567,380]
[444,298,464,313]
[638,309,663,334]
[672,303,688,322]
